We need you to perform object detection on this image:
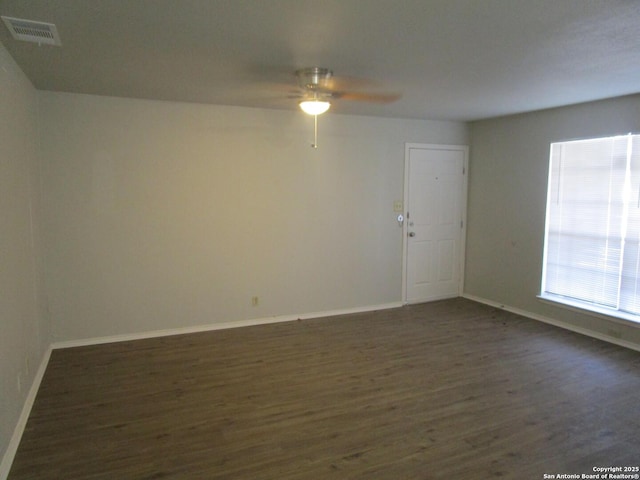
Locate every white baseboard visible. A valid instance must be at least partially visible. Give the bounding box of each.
[462,293,640,352]
[0,346,52,480]
[52,301,404,350]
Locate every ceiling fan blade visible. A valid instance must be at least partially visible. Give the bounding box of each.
[335,91,401,103]
[325,75,376,92]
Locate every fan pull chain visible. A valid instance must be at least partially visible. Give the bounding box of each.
[312,114,319,148]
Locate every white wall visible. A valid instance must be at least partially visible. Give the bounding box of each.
[0,43,48,464]
[466,94,640,346]
[39,92,468,342]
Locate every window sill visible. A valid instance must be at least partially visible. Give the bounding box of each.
[538,293,640,328]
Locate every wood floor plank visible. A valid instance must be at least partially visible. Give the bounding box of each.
[8,298,640,479]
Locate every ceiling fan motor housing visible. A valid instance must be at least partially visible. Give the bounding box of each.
[296,67,333,90]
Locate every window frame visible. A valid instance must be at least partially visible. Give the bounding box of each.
[539,133,640,327]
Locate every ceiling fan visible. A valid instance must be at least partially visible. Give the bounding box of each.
[289,67,400,147]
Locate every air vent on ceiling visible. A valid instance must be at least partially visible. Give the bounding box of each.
[1,16,61,46]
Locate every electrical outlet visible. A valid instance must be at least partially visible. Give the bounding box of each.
[251,296,259,307]
[393,200,404,213]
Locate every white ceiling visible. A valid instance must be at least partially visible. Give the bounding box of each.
[1,0,639,121]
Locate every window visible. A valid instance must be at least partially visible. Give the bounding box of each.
[541,133,640,323]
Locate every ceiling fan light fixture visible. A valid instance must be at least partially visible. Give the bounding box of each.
[299,99,331,115]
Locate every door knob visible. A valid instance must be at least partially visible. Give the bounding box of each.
[409,232,416,237]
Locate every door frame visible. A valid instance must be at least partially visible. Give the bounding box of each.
[402,143,469,304]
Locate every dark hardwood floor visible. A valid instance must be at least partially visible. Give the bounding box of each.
[8,298,640,479]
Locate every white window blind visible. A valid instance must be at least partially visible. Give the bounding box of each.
[541,134,640,322]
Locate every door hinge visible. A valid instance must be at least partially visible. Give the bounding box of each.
[460,220,464,228]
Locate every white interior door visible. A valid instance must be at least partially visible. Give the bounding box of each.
[404,144,468,304]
